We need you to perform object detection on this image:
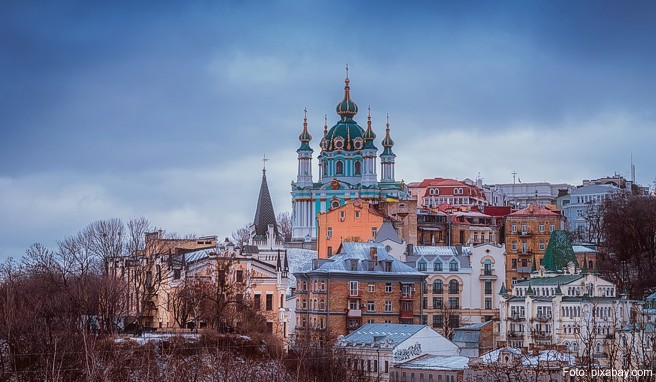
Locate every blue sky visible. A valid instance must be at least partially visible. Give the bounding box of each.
[1,0,655,259]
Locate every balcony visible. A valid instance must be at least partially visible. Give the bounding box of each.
[534,314,552,322]
[479,269,498,280]
[348,291,361,298]
[518,249,533,256]
[508,331,523,339]
[533,332,551,340]
[399,310,414,319]
[509,314,525,322]
[518,231,532,238]
[400,293,414,300]
[347,309,362,317]
[517,266,532,274]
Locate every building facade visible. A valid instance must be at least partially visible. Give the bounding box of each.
[405,243,506,336]
[408,177,487,210]
[504,204,564,286]
[484,182,574,209]
[293,242,426,342]
[562,184,620,244]
[335,323,460,382]
[291,75,408,242]
[316,198,386,258]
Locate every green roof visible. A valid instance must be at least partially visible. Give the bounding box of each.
[542,230,579,272]
[515,274,584,286]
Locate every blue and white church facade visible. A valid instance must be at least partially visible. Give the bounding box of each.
[291,74,408,242]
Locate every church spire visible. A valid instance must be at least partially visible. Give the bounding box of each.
[253,158,280,241]
[336,65,358,120]
[297,107,312,151]
[363,106,377,149]
[381,114,395,156]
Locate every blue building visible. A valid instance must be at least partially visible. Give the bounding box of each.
[291,74,408,242]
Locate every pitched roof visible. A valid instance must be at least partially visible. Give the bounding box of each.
[253,168,279,240]
[395,354,469,371]
[515,274,583,286]
[375,220,403,244]
[339,323,426,346]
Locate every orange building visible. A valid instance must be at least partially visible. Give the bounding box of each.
[316,199,385,258]
[504,204,564,286]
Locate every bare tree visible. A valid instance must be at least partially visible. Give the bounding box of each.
[232,223,251,246]
[277,212,293,242]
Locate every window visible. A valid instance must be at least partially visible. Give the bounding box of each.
[511,259,517,269]
[448,280,459,294]
[449,260,458,271]
[539,224,545,233]
[327,227,333,238]
[385,300,392,312]
[371,227,377,238]
[521,242,528,253]
[323,161,328,176]
[339,211,345,221]
[539,242,545,251]
[449,297,459,309]
[521,224,527,233]
[549,224,555,232]
[235,270,244,284]
[433,280,443,294]
[367,301,375,311]
[327,246,333,256]
[266,294,273,310]
[354,161,362,175]
[418,260,427,271]
[433,297,442,309]
[511,224,517,233]
[254,294,261,310]
[319,299,325,310]
[350,281,359,296]
[511,241,517,251]
[449,315,459,328]
[173,269,181,280]
[336,160,344,175]
[433,261,442,271]
[385,283,393,293]
[485,297,492,310]
[368,283,376,292]
[331,200,340,209]
[433,315,443,328]
[422,297,428,309]
[355,211,360,218]
[483,260,492,275]
[484,280,492,295]
[349,299,359,310]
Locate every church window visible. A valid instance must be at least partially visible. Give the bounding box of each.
[334,137,344,150]
[353,138,363,149]
[354,160,362,175]
[323,161,328,176]
[331,200,340,209]
[336,160,344,175]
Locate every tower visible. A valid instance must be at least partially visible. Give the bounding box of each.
[252,158,281,248]
[296,108,313,187]
[380,114,396,183]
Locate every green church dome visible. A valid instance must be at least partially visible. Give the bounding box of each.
[324,76,366,152]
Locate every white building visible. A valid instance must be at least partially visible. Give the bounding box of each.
[484,182,574,208]
[561,184,620,243]
[499,263,635,363]
[334,323,460,382]
[405,243,506,331]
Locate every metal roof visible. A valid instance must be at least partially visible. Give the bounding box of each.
[340,323,426,346]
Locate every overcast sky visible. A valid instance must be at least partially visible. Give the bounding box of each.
[1,1,655,259]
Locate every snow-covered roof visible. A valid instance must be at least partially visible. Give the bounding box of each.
[395,354,469,371]
[572,245,596,253]
[285,248,316,287]
[481,347,575,367]
[375,220,403,244]
[339,324,426,346]
[296,243,424,276]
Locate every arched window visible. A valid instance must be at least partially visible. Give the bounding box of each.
[483,259,492,275]
[433,280,443,294]
[323,161,328,176]
[433,261,443,271]
[449,280,460,294]
[418,260,427,271]
[449,260,458,271]
[354,160,362,175]
[336,160,344,175]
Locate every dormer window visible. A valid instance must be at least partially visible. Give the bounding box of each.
[433,262,443,271]
[449,260,458,271]
[418,260,427,271]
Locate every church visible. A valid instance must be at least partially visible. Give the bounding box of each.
[291,72,408,242]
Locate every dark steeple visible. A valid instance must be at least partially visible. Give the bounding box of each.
[542,230,579,272]
[253,157,280,241]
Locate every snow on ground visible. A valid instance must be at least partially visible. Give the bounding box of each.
[115,332,200,345]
